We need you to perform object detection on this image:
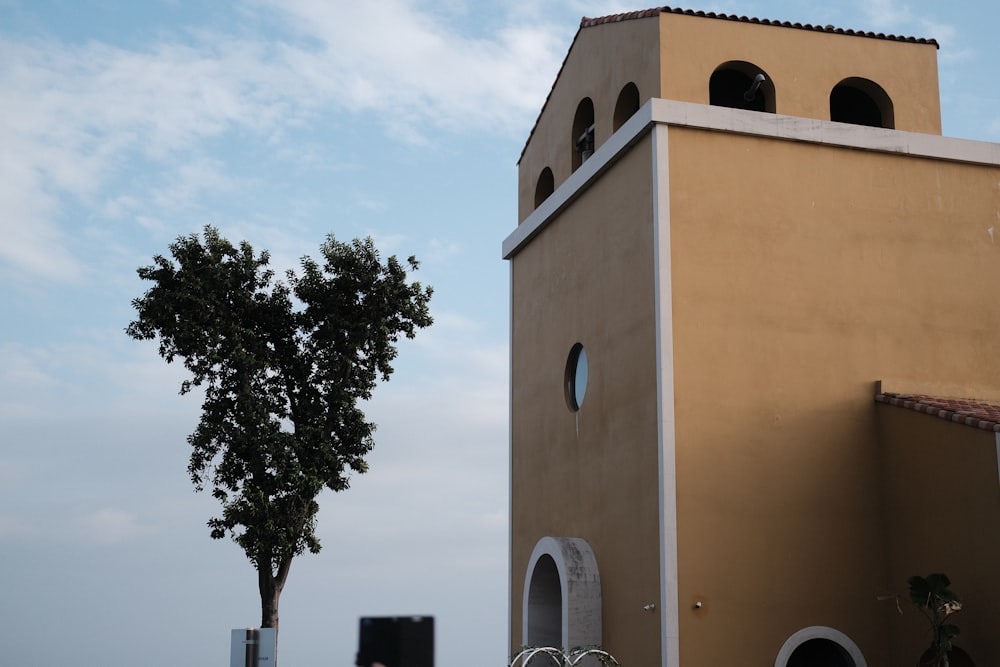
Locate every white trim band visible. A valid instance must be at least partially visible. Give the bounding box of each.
[504,99,1000,260]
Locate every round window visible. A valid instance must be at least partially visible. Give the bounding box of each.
[565,343,588,411]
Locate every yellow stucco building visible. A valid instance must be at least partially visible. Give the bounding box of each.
[504,7,1000,667]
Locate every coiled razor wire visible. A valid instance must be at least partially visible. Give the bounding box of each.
[509,646,621,667]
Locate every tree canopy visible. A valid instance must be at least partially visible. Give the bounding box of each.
[126,226,432,635]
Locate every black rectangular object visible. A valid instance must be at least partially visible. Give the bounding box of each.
[356,616,434,667]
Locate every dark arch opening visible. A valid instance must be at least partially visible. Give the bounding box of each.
[787,638,855,667]
[710,61,775,113]
[534,167,554,209]
[830,77,894,128]
[572,97,595,172]
[613,82,640,131]
[526,554,561,648]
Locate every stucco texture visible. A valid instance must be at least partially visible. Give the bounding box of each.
[666,125,1000,666]
[518,17,660,221]
[510,133,661,665]
[659,12,941,134]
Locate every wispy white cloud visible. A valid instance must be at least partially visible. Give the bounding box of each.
[0,343,61,398]
[0,34,294,283]
[0,514,29,539]
[857,0,961,50]
[859,0,914,29]
[78,507,156,544]
[425,238,463,264]
[352,193,389,213]
[1,2,567,284]
[149,157,244,211]
[0,140,81,282]
[254,0,566,138]
[853,0,972,88]
[0,337,195,419]
[564,0,637,18]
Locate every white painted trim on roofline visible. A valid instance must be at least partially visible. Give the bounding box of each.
[508,264,514,659]
[503,99,1000,260]
[503,103,655,259]
[646,98,1000,165]
[652,123,680,667]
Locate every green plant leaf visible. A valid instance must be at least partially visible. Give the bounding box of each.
[941,623,961,639]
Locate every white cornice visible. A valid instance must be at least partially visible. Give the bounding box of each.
[502,98,1000,260]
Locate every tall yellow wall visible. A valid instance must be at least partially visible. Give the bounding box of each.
[877,407,1000,664]
[659,12,942,134]
[665,126,1000,666]
[510,135,661,665]
[517,18,660,222]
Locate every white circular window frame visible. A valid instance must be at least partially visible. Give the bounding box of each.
[774,626,867,667]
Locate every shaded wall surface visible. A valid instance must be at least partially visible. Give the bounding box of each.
[878,406,1000,665]
[510,134,661,665]
[518,17,659,221]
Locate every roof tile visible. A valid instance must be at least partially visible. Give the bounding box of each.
[875,392,1000,433]
[580,6,938,47]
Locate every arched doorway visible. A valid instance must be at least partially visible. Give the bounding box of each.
[525,554,561,647]
[787,638,855,667]
[522,536,602,652]
[775,626,866,667]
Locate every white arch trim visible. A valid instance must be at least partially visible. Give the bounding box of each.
[522,536,602,652]
[774,626,867,667]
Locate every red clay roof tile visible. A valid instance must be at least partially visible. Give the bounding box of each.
[875,392,1000,433]
[580,7,939,47]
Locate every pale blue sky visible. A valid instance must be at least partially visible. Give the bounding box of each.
[1,1,998,666]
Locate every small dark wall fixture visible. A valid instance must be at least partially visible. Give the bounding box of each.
[830,77,894,128]
[535,167,554,209]
[710,61,775,113]
[572,98,595,171]
[613,82,640,131]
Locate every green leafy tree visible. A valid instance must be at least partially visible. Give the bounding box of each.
[126,226,432,650]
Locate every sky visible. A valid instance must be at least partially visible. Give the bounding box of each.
[1,1,998,666]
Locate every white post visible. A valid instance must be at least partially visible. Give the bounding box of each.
[231,627,276,666]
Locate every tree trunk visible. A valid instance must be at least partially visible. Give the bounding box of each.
[258,554,292,665]
[259,571,280,629]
